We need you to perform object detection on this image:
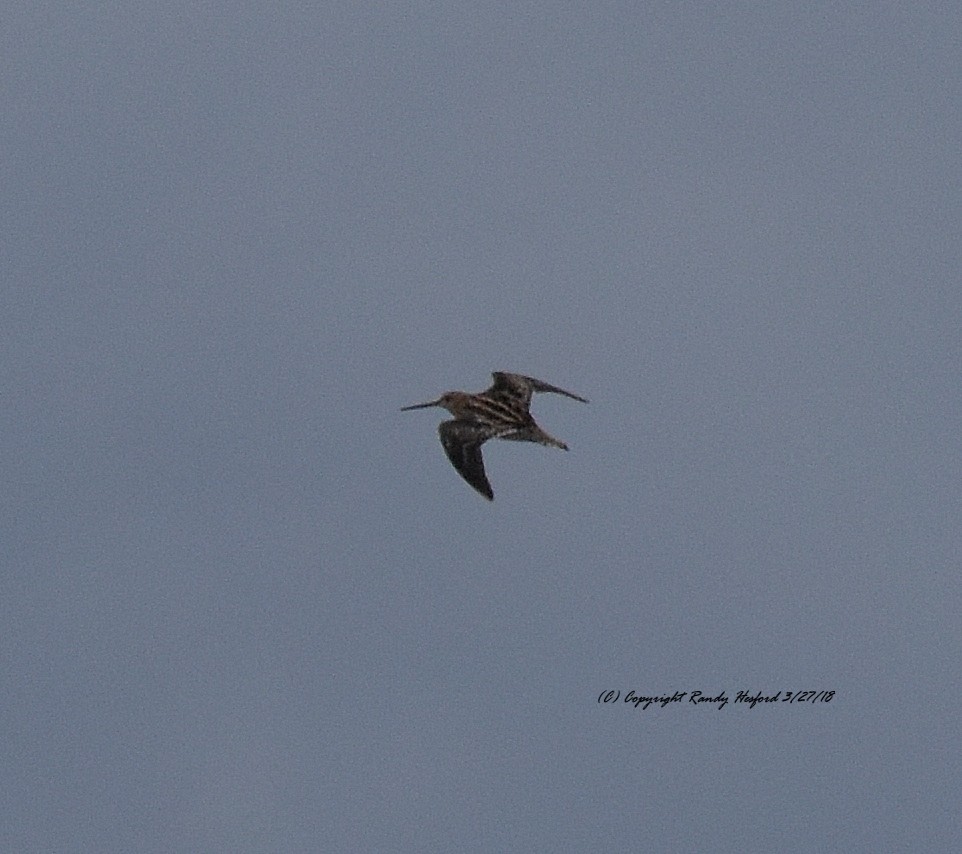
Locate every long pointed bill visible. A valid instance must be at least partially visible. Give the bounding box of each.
[400,398,442,411]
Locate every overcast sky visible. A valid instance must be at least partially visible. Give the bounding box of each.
[4,2,961,851]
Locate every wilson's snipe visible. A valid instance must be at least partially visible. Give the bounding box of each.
[401,371,587,500]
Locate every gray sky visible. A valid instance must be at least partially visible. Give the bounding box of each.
[4,2,961,851]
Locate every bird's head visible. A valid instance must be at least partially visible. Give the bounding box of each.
[400,391,466,415]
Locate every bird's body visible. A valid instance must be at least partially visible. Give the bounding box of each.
[401,371,587,500]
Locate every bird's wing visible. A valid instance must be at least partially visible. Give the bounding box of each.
[438,420,495,500]
[489,372,588,405]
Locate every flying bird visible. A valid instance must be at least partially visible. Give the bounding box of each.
[401,371,588,500]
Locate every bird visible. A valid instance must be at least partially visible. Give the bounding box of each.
[401,371,587,500]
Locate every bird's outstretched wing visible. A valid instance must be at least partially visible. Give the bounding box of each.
[488,372,588,407]
[438,420,495,500]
